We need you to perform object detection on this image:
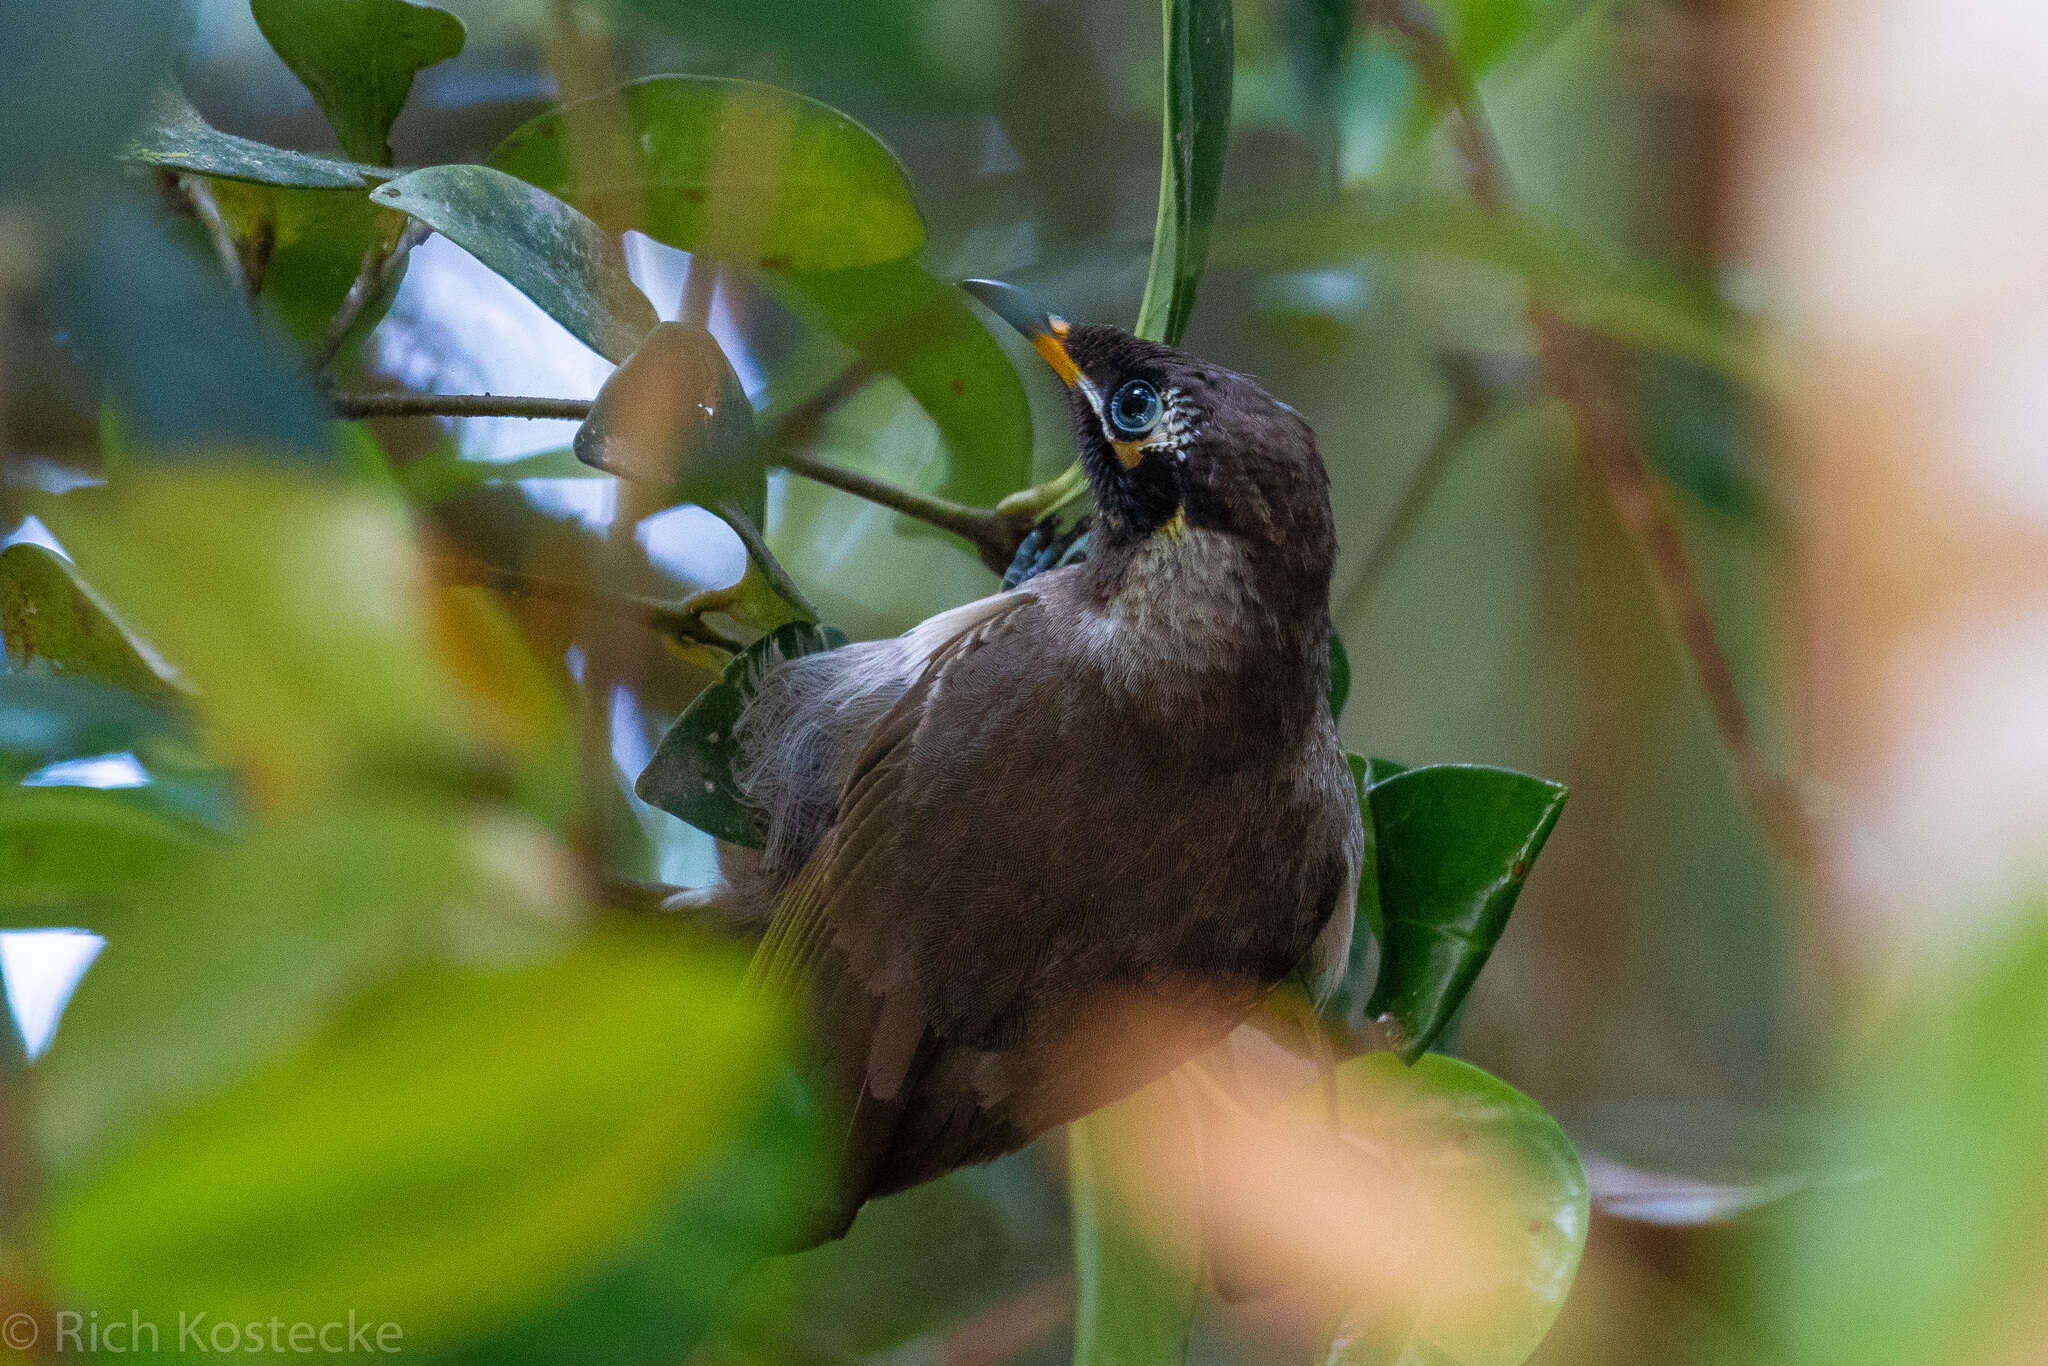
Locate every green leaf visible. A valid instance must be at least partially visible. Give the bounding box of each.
[0,674,202,787]
[1327,628,1351,719]
[573,323,760,518]
[1070,1079,1202,1366]
[250,0,464,166]
[1364,764,1567,1061]
[0,785,209,925]
[40,469,493,802]
[760,260,1034,504]
[1322,1053,1588,1366]
[1134,0,1235,346]
[635,622,847,848]
[1,0,184,207]
[703,504,820,635]
[0,542,178,697]
[45,930,794,1351]
[371,165,658,365]
[32,798,583,1164]
[488,75,925,273]
[124,90,383,188]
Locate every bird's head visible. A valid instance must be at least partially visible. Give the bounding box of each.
[963,280,1335,590]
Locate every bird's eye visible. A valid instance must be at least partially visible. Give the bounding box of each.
[1106,379,1164,438]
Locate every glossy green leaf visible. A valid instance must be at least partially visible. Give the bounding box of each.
[1364,764,1567,1061]
[488,75,925,273]
[573,322,760,517]
[1322,1053,1588,1366]
[372,165,657,365]
[761,260,1034,504]
[46,931,791,1350]
[636,622,847,847]
[194,178,401,350]
[250,0,464,166]
[0,542,178,697]
[1070,1079,1202,1366]
[0,786,209,925]
[1134,0,1235,346]
[124,90,383,188]
[41,469,488,802]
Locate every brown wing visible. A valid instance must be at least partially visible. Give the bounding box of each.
[746,593,1042,1236]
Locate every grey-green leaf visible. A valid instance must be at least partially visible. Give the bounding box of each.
[250,0,464,166]
[1134,0,1235,346]
[636,623,847,847]
[1364,764,1568,1061]
[370,164,657,365]
[123,90,383,189]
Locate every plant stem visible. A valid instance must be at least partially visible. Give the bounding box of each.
[180,175,252,305]
[1369,0,1816,865]
[313,219,430,374]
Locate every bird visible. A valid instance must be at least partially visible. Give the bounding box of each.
[713,279,1361,1241]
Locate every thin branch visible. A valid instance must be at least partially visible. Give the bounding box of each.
[313,219,430,373]
[430,554,744,652]
[331,392,594,421]
[1368,0,1817,865]
[179,175,252,305]
[329,376,1030,572]
[1335,352,1498,623]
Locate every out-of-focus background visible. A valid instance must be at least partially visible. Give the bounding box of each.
[5,0,2048,1363]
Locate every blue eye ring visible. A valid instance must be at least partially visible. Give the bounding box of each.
[1106,379,1163,438]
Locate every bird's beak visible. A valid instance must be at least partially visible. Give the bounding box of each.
[961,279,1092,395]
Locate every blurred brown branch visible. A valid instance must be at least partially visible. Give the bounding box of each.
[1367,0,1817,866]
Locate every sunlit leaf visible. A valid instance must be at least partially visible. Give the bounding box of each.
[1321,1054,1588,1366]
[636,622,847,848]
[1363,764,1567,1060]
[45,931,792,1352]
[250,0,464,166]
[124,90,383,189]
[41,469,490,802]
[194,179,400,350]
[762,260,1034,504]
[1134,0,1235,346]
[1070,1079,1202,1366]
[0,542,178,697]
[33,797,583,1163]
[372,165,657,365]
[573,322,759,517]
[440,1066,832,1366]
[489,75,925,273]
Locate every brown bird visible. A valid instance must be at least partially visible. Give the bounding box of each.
[716,281,1360,1239]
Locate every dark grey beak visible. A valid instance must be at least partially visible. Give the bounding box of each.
[960,279,1085,390]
